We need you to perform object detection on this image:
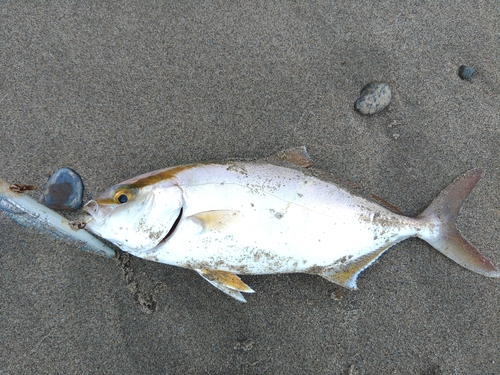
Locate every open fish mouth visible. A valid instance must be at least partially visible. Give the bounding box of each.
[83,200,111,225]
[83,200,99,218]
[157,207,183,246]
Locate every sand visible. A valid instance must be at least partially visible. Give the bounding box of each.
[1,1,499,374]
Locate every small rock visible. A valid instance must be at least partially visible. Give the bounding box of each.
[234,339,254,351]
[458,65,474,79]
[355,82,392,115]
[39,168,83,210]
[388,120,402,128]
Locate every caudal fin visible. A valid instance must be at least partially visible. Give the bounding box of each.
[416,169,499,278]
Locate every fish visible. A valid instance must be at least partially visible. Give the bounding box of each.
[0,178,116,259]
[83,146,499,302]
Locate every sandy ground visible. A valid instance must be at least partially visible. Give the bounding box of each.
[1,1,499,374]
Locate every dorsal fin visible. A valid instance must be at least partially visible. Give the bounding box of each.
[266,147,401,214]
[367,192,403,215]
[266,146,313,168]
[342,176,403,214]
[305,167,403,215]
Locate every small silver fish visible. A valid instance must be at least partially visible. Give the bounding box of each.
[83,147,499,301]
[0,179,115,258]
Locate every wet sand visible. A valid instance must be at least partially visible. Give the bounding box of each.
[1,1,499,374]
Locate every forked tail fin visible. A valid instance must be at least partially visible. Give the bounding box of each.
[416,169,499,277]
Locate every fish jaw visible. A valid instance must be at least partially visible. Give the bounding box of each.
[84,183,185,254]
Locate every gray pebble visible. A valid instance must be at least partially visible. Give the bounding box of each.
[39,168,84,210]
[355,82,392,115]
[459,65,474,79]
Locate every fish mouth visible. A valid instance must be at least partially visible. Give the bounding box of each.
[83,200,98,215]
[158,207,183,245]
[83,200,103,219]
[82,200,108,226]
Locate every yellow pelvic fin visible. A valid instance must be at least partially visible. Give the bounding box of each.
[198,269,254,292]
[195,269,255,302]
[266,146,313,168]
[321,244,394,289]
[188,210,240,231]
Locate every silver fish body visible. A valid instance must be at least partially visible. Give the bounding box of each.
[84,147,499,301]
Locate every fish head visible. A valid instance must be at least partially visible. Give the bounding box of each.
[83,177,184,254]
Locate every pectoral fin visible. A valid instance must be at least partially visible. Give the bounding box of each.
[195,269,255,302]
[320,244,394,289]
[188,210,240,232]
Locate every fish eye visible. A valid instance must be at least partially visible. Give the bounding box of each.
[113,188,135,204]
[117,194,128,203]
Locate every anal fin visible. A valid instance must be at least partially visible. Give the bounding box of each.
[195,269,255,302]
[321,244,394,289]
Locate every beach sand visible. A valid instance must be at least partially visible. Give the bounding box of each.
[1,1,499,374]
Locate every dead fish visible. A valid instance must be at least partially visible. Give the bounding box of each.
[0,179,115,259]
[83,147,499,301]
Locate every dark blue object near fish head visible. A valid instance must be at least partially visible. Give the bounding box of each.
[39,168,84,210]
